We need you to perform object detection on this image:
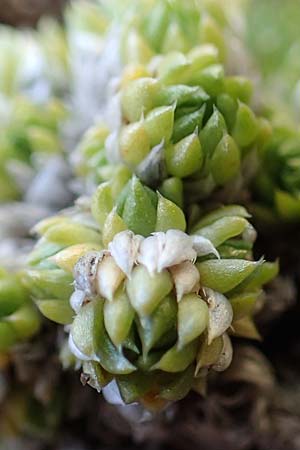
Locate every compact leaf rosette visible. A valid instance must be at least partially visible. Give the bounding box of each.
[24,176,277,407]
[254,120,300,223]
[75,40,262,208]
[0,96,66,202]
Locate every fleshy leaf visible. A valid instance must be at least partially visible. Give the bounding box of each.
[104,290,134,347]
[178,294,208,348]
[197,259,258,293]
[126,265,173,317]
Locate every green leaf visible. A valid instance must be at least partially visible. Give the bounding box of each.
[230,260,279,293]
[232,101,258,147]
[6,304,41,339]
[104,290,135,347]
[36,299,73,325]
[229,291,259,321]
[159,365,194,401]
[216,93,237,131]
[137,294,177,355]
[194,216,248,247]
[158,84,209,107]
[199,106,227,158]
[152,339,198,372]
[126,265,173,317]
[102,209,127,247]
[144,105,175,147]
[211,134,240,185]
[192,64,224,96]
[178,294,208,348]
[275,190,300,221]
[224,76,253,103]
[119,122,150,167]
[172,105,205,143]
[121,78,161,122]
[28,240,65,266]
[121,177,157,236]
[188,44,220,71]
[23,269,73,300]
[231,316,261,340]
[0,277,27,318]
[165,132,203,178]
[192,204,250,229]
[159,177,183,208]
[44,222,101,246]
[117,371,154,404]
[197,259,258,293]
[143,0,170,51]
[91,182,114,228]
[155,193,186,232]
[72,300,136,374]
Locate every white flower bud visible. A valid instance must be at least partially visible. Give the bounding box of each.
[169,261,200,302]
[137,230,197,274]
[136,233,164,275]
[205,288,233,344]
[96,254,125,301]
[108,230,144,277]
[192,235,219,259]
[157,230,197,271]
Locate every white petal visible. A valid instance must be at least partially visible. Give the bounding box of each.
[102,379,126,405]
[212,333,233,372]
[68,333,91,361]
[70,289,86,313]
[136,233,164,275]
[205,288,233,344]
[192,235,220,259]
[157,230,197,272]
[169,261,200,302]
[96,254,125,301]
[108,230,143,277]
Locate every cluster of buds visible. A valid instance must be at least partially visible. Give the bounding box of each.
[24,175,277,406]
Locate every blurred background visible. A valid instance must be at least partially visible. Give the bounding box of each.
[1,1,300,450]
[0,0,66,27]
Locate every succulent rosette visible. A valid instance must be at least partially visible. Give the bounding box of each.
[245,0,300,106]
[252,116,300,223]
[0,96,67,203]
[23,175,277,407]
[116,0,229,63]
[74,40,262,209]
